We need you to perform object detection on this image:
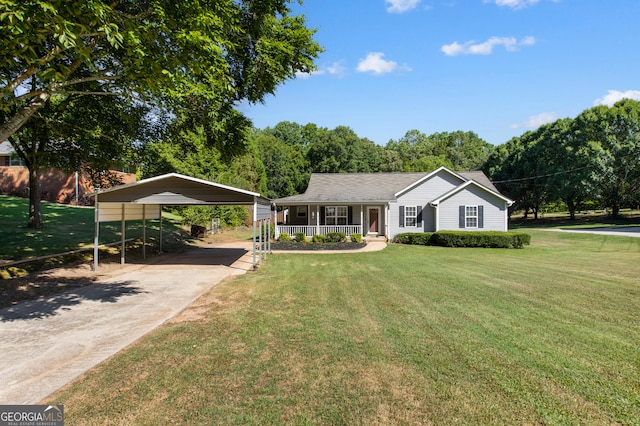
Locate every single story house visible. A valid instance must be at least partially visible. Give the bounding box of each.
[274,166,513,240]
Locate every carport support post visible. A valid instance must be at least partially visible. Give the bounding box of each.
[94,200,100,271]
[259,218,263,264]
[159,205,163,253]
[121,204,126,264]
[252,217,257,270]
[142,205,146,259]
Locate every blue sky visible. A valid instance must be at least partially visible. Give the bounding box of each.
[242,0,640,146]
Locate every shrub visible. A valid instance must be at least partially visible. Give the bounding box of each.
[312,234,326,243]
[393,232,432,245]
[350,233,363,243]
[430,231,531,249]
[277,233,291,242]
[325,232,346,243]
[294,232,307,243]
[393,231,530,249]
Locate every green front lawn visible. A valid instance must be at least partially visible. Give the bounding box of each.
[0,195,183,261]
[46,229,640,425]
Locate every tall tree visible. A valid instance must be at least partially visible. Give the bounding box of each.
[141,125,268,227]
[306,126,381,173]
[7,90,147,228]
[255,133,310,198]
[574,100,640,216]
[1,0,321,226]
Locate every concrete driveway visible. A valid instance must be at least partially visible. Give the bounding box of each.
[555,226,640,237]
[0,241,255,405]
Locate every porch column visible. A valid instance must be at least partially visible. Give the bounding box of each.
[273,203,279,239]
[360,205,363,236]
[316,205,320,236]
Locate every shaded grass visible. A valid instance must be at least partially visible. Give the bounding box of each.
[0,195,183,261]
[46,229,640,425]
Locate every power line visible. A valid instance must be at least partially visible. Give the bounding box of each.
[492,165,592,184]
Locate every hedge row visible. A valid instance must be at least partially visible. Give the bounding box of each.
[393,231,531,249]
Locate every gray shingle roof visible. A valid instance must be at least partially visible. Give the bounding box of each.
[457,171,499,193]
[275,169,499,204]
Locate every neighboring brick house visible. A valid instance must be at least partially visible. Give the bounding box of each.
[0,141,136,205]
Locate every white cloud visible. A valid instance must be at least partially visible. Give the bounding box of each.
[485,0,560,9]
[386,0,421,13]
[441,36,536,56]
[295,70,323,79]
[486,0,538,8]
[510,112,558,129]
[357,52,411,75]
[295,62,348,79]
[594,90,640,107]
[327,61,347,78]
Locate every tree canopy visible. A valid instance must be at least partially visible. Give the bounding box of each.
[1,0,321,227]
[1,0,322,145]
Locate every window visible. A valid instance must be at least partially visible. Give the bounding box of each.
[405,206,417,227]
[326,206,348,225]
[465,206,478,228]
[296,206,307,218]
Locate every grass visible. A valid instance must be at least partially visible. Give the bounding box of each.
[0,195,184,262]
[511,209,640,230]
[44,229,640,425]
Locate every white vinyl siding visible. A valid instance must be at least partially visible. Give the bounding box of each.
[439,186,507,232]
[390,170,464,236]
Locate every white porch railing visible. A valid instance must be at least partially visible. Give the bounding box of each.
[277,225,362,237]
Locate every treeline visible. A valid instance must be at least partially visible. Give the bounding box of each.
[141,99,640,225]
[142,122,494,199]
[486,99,640,219]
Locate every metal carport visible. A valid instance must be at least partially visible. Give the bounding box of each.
[92,173,272,271]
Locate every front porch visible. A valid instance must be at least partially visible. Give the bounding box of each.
[274,203,386,239]
[277,225,362,238]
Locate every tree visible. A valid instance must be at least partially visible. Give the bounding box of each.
[574,100,640,216]
[1,0,321,226]
[386,130,493,172]
[541,118,596,220]
[141,125,268,227]
[7,90,147,228]
[306,126,381,173]
[255,133,310,199]
[427,131,494,171]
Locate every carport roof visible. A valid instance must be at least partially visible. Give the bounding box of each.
[94,173,270,205]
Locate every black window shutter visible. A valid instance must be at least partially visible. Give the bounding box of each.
[478,205,484,228]
[399,206,405,227]
[417,205,423,226]
[348,206,353,225]
[320,206,325,224]
[459,205,465,228]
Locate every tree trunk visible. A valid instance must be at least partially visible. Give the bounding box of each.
[27,164,43,229]
[566,200,577,220]
[612,204,620,217]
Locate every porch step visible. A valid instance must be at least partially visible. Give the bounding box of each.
[364,235,388,242]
